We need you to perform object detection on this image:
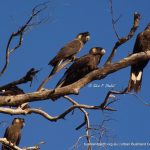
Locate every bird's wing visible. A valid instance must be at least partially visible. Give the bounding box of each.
[67,54,91,71]
[141,30,150,50]
[1,86,24,96]
[16,132,21,146]
[133,33,142,53]
[3,127,9,138]
[128,29,150,93]
[58,39,83,56]
[10,86,24,94]
[49,39,82,66]
[133,30,150,53]
[56,55,91,87]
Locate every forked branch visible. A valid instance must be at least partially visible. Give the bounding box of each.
[0,68,39,91]
[0,51,150,106]
[0,2,49,77]
[105,12,141,65]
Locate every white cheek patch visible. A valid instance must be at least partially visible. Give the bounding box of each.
[92,48,97,53]
[136,71,142,81]
[77,35,82,39]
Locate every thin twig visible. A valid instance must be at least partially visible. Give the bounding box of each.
[105,12,141,65]
[0,2,49,77]
[64,96,92,150]
[129,93,150,106]
[109,0,121,39]
[100,89,127,109]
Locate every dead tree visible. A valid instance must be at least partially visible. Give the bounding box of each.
[0,2,149,150]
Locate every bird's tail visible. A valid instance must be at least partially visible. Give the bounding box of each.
[55,72,67,88]
[1,145,10,150]
[49,60,63,76]
[127,70,143,93]
[55,80,65,88]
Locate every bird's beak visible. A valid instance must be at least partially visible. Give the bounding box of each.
[101,49,106,55]
[86,35,90,41]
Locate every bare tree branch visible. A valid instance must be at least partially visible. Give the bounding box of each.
[0,138,45,150]
[0,101,115,122]
[109,0,121,39]
[0,68,39,91]
[0,51,150,106]
[64,96,92,150]
[0,2,49,77]
[105,12,141,65]
[0,2,147,150]
[100,89,127,109]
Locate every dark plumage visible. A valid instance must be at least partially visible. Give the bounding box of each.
[128,23,150,93]
[56,47,105,87]
[48,32,90,75]
[0,85,24,96]
[1,118,25,150]
[0,85,30,109]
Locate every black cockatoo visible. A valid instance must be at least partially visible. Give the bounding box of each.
[0,85,29,109]
[0,85,24,96]
[128,23,150,93]
[1,118,25,150]
[56,47,105,87]
[48,32,90,75]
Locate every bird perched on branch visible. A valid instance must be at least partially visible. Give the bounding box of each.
[0,85,30,109]
[1,118,25,150]
[48,32,90,75]
[56,47,105,88]
[0,85,24,96]
[128,23,150,93]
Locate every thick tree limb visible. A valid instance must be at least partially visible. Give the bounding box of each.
[0,51,149,105]
[0,96,113,150]
[105,12,141,65]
